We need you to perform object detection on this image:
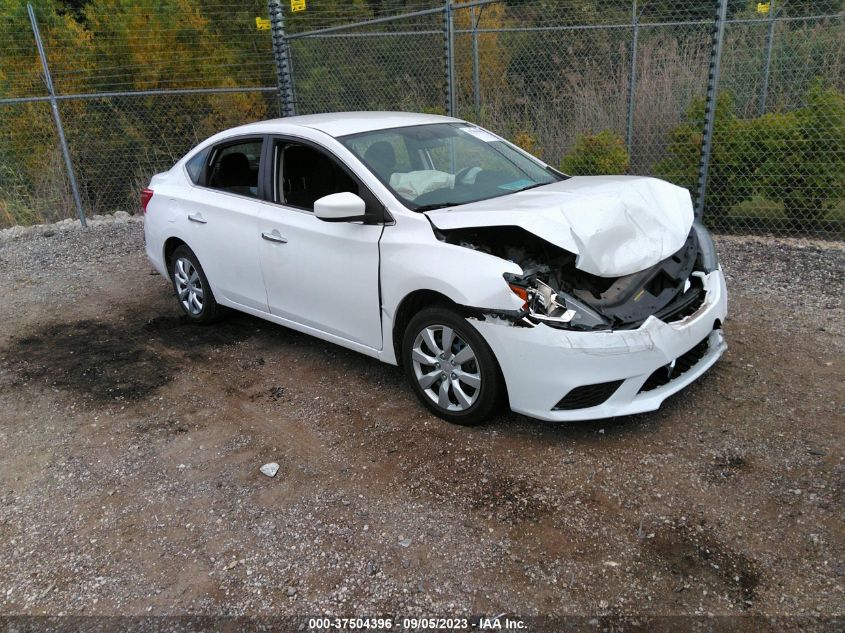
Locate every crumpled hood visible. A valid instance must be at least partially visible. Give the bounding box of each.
[425,175,695,277]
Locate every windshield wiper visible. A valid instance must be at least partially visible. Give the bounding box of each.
[514,182,551,193]
[414,202,465,212]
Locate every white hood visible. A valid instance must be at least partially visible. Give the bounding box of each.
[425,176,695,277]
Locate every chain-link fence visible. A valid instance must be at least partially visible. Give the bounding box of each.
[284,0,845,237]
[1,0,844,237]
[0,0,280,227]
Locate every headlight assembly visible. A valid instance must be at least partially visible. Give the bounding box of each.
[692,221,719,273]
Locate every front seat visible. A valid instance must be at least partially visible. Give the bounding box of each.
[363,141,396,181]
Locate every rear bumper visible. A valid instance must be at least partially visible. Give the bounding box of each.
[470,268,728,422]
[144,219,168,278]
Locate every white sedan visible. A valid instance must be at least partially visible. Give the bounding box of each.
[143,112,727,425]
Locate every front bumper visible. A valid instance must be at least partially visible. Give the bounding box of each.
[471,268,728,422]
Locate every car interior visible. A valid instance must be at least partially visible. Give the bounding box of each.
[207,143,261,197]
[362,141,398,182]
[279,143,358,210]
[342,124,562,209]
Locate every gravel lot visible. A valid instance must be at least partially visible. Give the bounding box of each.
[0,218,842,631]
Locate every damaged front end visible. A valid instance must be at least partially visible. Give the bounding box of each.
[438,222,718,331]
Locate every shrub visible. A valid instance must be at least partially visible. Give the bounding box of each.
[754,84,845,230]
[560,131,630,175]
[655,92,758,221]
[657,85,845,230]
[511,129,540,156]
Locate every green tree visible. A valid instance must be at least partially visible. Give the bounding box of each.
[0,0,95,224]
[0,0,274,223]
[778,0,845,18]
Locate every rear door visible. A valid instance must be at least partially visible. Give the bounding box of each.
[256,137,384,349]
[179,136,269,311]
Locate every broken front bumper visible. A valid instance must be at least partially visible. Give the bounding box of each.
[471,268,728,422]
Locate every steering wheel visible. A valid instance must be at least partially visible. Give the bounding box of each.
[454,166,482,186]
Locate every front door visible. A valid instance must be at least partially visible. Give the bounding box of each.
[257,138,383,349]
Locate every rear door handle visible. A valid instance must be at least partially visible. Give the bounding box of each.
[188,213,207,224]
[261,230,288,244]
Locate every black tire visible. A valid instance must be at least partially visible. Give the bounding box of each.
[402,305,505,426]
[169,245,221,324]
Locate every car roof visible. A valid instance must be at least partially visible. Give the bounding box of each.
[226,111,464,139]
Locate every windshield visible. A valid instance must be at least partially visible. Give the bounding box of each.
[340,123,564,211]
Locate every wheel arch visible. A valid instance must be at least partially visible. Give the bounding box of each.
[391,289,457,365]
[395,292,509,424]
[163,236,188,271]
[390,287,506,366]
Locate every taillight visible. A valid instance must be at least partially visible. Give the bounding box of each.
[141,188,154,214]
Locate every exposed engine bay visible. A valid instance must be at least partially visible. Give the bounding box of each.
[437,225,709,331]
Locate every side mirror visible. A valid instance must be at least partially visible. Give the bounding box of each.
[314,192,367,222]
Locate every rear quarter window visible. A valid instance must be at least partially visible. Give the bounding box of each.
[185,148,209,184]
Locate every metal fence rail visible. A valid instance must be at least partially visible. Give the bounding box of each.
[1,0,843,237]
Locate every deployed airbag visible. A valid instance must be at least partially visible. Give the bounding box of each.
[390,170,455,200]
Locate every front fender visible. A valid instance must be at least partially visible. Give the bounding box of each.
[378,218,525,364]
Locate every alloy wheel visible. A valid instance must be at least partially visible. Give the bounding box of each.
[411,324,481,411]
[173,257,204,316]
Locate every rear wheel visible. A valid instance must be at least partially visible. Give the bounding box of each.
[402,306,504,425]
[170,245,220,324]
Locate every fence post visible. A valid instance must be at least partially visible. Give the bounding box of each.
[471,5,481,113]
[758,1,776,115]
[27,3,86,227]
[444,1,456,117]
[694,0,729,221]
[268,0,296,117]
[625,0,639,153]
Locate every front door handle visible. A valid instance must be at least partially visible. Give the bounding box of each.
[261,230,288,244]
[188,213,207,224]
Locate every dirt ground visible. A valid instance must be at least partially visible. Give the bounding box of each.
[0,219,842,632]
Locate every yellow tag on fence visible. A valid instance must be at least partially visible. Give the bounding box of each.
[756,2,771,13]
[291,0,306,11]
[255,17,271,30]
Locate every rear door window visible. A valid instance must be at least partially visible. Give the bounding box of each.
[206,139,263,198]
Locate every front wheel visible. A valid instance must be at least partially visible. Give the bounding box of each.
[402,306,505,425]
